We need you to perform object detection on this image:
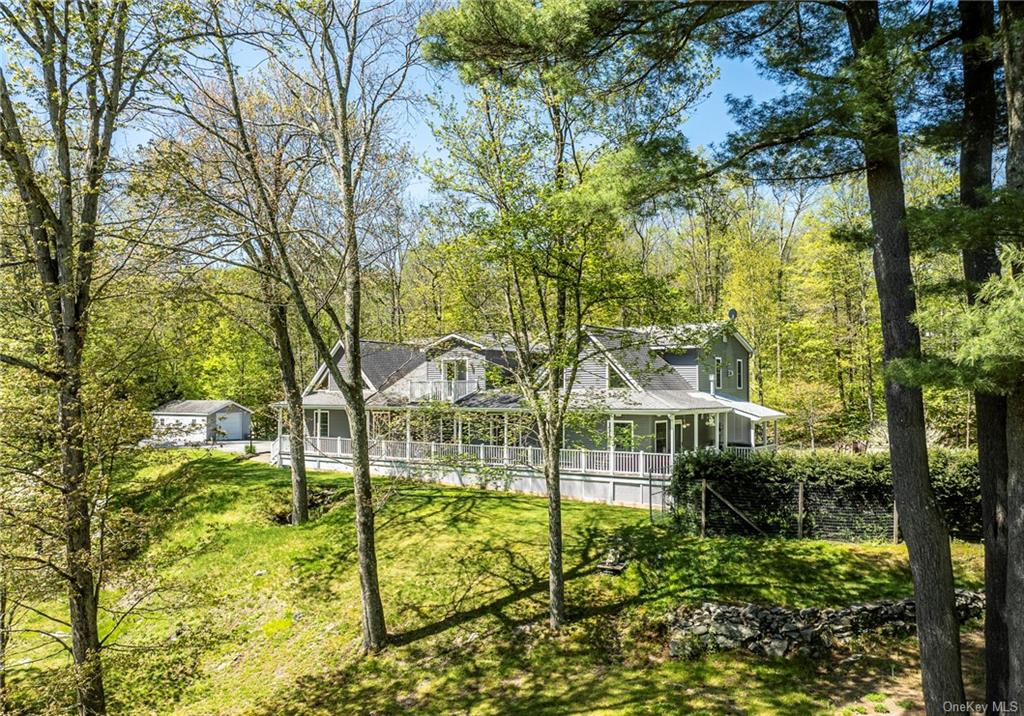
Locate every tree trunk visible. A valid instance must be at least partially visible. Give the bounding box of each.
[341,234,388,652]
[346,389,388,651]
[1002,0,1024,703]
[60,374,106,716]
[543,433,565,628]
[959,2,1008,708]
[1006,389,1024,703]
[268,300,309,525]
[1,584,8,716]
[846,4,965,711]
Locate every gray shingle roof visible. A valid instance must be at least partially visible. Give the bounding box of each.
[587,327,695,393]
[153,400,249,415]
[360,340,425,390]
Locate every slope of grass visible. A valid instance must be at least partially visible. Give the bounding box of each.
[8,451,985,715]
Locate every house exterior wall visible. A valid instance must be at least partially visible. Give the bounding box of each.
[571,351,609,391]
[425,346,488,384]
[279,452,665,509]
[660,350,699,389]
[304,408,350,439]
[153,414,209,444]
[726,413,754,446]
[698,334,750,401]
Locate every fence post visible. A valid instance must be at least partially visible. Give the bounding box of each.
[892,499,899,544]
[700,478,707,538]
[797,481,805,539]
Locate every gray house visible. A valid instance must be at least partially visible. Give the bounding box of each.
[272,325,784,506]
[152,400,252,444]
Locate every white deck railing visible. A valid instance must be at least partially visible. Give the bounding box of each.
[407,380,482,402]
[279,435,689,478]
[724,444,777,458]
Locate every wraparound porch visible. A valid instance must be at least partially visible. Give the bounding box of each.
[271,432,777,480]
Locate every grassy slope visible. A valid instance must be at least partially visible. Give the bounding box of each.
[12,452,985,715]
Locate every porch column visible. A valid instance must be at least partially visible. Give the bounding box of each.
[608,414,615,473]
[405,411,412,459]
[714,413,721,451]
[669,415,676,458]
[503,413,509,464]
[693,413,699,451]
[749,420,756,448]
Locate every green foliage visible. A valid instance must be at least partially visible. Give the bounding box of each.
[670,449,982,540]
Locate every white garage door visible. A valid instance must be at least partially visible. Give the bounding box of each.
[215,411,247,440]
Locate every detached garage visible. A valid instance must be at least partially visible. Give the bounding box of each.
[151,400,253,444]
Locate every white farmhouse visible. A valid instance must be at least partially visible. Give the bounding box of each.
[152,400,252,444]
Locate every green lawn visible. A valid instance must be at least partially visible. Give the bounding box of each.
[8,452,985,715]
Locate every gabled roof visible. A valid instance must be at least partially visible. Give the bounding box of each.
[304,340,424,395]
[153,400,251,415]
[585,327,697,394]
[362,341,426,391]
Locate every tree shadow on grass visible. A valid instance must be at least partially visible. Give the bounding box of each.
[610,521,918,609]
[245,626,942,716]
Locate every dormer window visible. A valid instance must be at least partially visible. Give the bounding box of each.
[606,360,627,389]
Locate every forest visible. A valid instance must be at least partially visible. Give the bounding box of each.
[2,1,1024,715]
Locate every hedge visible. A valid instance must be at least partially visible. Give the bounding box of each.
[669,448,981,541]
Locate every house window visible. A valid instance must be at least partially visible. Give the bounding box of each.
[606,360,627,389]
[736,359,744,390]
[654,420,669,454]
[610,420,634,451]
[714,357,723,390]
[314,410,330,438]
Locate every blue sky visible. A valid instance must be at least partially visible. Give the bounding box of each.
[403,56,780,201]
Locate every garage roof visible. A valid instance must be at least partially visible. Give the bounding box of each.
[153,400,251,415]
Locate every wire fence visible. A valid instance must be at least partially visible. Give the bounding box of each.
[668,478,900,543]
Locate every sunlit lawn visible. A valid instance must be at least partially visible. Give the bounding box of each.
[8,451,985,715]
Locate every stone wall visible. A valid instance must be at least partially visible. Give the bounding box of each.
[666,590,984,659]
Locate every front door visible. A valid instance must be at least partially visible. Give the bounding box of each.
[654,420,669,454]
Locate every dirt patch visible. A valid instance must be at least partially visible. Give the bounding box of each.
[827,629,984,715]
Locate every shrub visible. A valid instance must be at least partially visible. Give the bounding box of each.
[670,448,981,541]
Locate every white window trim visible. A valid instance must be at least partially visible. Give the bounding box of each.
[714,357,723,390]
[314,409,330,438]
[609,419,634,450]
[736,359,744,390]
[654,419,669,453]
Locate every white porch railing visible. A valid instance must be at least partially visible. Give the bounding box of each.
[725,444,778,458]
[408,380,482,402]
[279,434,680,478]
